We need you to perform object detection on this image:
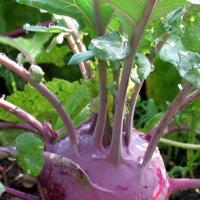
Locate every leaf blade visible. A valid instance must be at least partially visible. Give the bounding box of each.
[15,133,45,176]
[0,182,5,196]
[89,31,130,61]
[69,51,94,65]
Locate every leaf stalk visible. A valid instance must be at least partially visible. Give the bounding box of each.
[108,0,158,164]
[93,0,108,148]
[0,54,77,146]
[0,98,44,134]
[126,81,143,147]
[142,84,193,168]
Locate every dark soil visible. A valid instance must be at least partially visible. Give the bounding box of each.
[170,189,200,200]
[0,159,38,200]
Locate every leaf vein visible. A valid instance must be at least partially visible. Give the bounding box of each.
[103,0,137,26]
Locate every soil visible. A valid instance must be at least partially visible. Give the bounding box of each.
[1,158,200,200]
[0,159,38,200]
[170,189,200,200]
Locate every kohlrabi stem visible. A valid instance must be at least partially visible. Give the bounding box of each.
[149,124,190,137]
[108,0,158,164]
[93,0,108,148]
[0,146,16,158]
[126,81,143,147]
[180,89,200,109]
[160,138,200,150]
[142,83,193,168]
[64,17,92,79]
[32,84,76,144]
[66,34,89,79]
[169,178,200,193]
[0,54,77,146]
[161,124,189,136]
[0,97,44,134]
[5,187,39,200]
[0,121,37,132]
[93,0,104,35]
[5,21,52,38]
[94,61,107,148]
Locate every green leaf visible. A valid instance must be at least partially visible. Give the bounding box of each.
[15,0,113,30]
[187,0,200,4]
[176,51,200,88]
[136,99,160,128]
[0,33,51,62]
[143,112,164,132]
[104,0,186,34]
[159,36,185,65]
[0,0,50,34]
[0,79,90,128]
[0,129,24,146]
[162,7,184,33]
[36,46,70,67]
[89,32,130,61]
[135,53,152,80]
[73,106,90,126]
[16,133,44,176]
[17,53,26,65]
[107,82,116,96]
[0,182,5,196]
[13,0,187,35]
[69,51,94,65]
[152,0,186,22]
[24,23,72,33]
[54,83,90,129]
[130,71,141,84]
[169,166,188,177]
[182,12,200,53]
[146,57,181,108]
[29,65,45,83]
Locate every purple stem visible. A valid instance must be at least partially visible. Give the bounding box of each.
[0,121,37,132]
[94,61,107,148]
[142,84,193,168]
[180,89,200,109]
[5,29,26,38]
[5,187,39,200]
[0,54,77,146]
[93,0,108,149]
[64,17,91,79]
[4,21,53,38]
[169,178,200,193]
[107,0,158,164]
[152,124,190,137]
[0,98,44,134]
[64,27,90,79]
[0,100,58,142]
[93,0,105,36]
[126,81,143,147]
[0,146,16,158]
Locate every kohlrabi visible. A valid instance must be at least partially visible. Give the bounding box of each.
[1,0,200,200]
